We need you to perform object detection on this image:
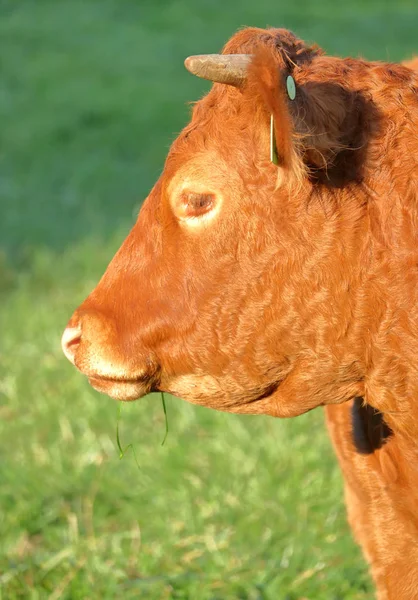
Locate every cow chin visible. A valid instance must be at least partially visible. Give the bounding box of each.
[164,373,280,416]
[88,376,152,402]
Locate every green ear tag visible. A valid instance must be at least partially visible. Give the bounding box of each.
[270,114,279,165]
[286,75,296,100]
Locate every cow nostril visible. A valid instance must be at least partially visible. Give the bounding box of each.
[61,326,82,365]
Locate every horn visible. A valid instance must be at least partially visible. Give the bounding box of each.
[184,54,252,87]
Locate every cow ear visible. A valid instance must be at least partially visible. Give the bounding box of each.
[248,49,369,186]
[292,69,370,185]
[247,46,306,184]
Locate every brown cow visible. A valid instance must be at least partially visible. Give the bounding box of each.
[61,27,418,599]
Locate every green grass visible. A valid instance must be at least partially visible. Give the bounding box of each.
[1,0,417,597]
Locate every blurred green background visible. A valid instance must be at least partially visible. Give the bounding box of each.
[1,1,417,598]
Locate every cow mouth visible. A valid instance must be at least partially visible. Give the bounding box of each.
[87,374,154,401]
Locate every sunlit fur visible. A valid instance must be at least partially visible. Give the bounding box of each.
[63,28,418,598]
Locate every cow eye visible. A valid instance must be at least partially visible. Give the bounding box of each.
[172,188,220,224]
[183,192,215,217]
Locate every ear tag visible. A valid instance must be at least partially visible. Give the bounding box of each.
[270,114,279,165]
[286,75,296,100]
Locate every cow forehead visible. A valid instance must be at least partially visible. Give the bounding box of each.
[166,151,243,198]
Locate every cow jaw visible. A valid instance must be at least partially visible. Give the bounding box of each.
[164,372,279,415]
[87,371,278,414]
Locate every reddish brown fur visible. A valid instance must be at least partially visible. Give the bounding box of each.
[62,28,418,598]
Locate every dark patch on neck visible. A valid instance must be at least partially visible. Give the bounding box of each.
[352,396,393,454]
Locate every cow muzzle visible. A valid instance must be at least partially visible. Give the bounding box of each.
[61,311,159,401]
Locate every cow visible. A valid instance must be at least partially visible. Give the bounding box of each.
[61,27,418,600]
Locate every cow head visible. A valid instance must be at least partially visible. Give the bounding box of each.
[62,27,415,417]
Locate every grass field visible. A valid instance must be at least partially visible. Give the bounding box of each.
[1,1,417,598]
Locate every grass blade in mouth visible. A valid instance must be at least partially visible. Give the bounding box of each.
[116,404,141,469]
[115,393,169,464]
[161,391,169,446]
